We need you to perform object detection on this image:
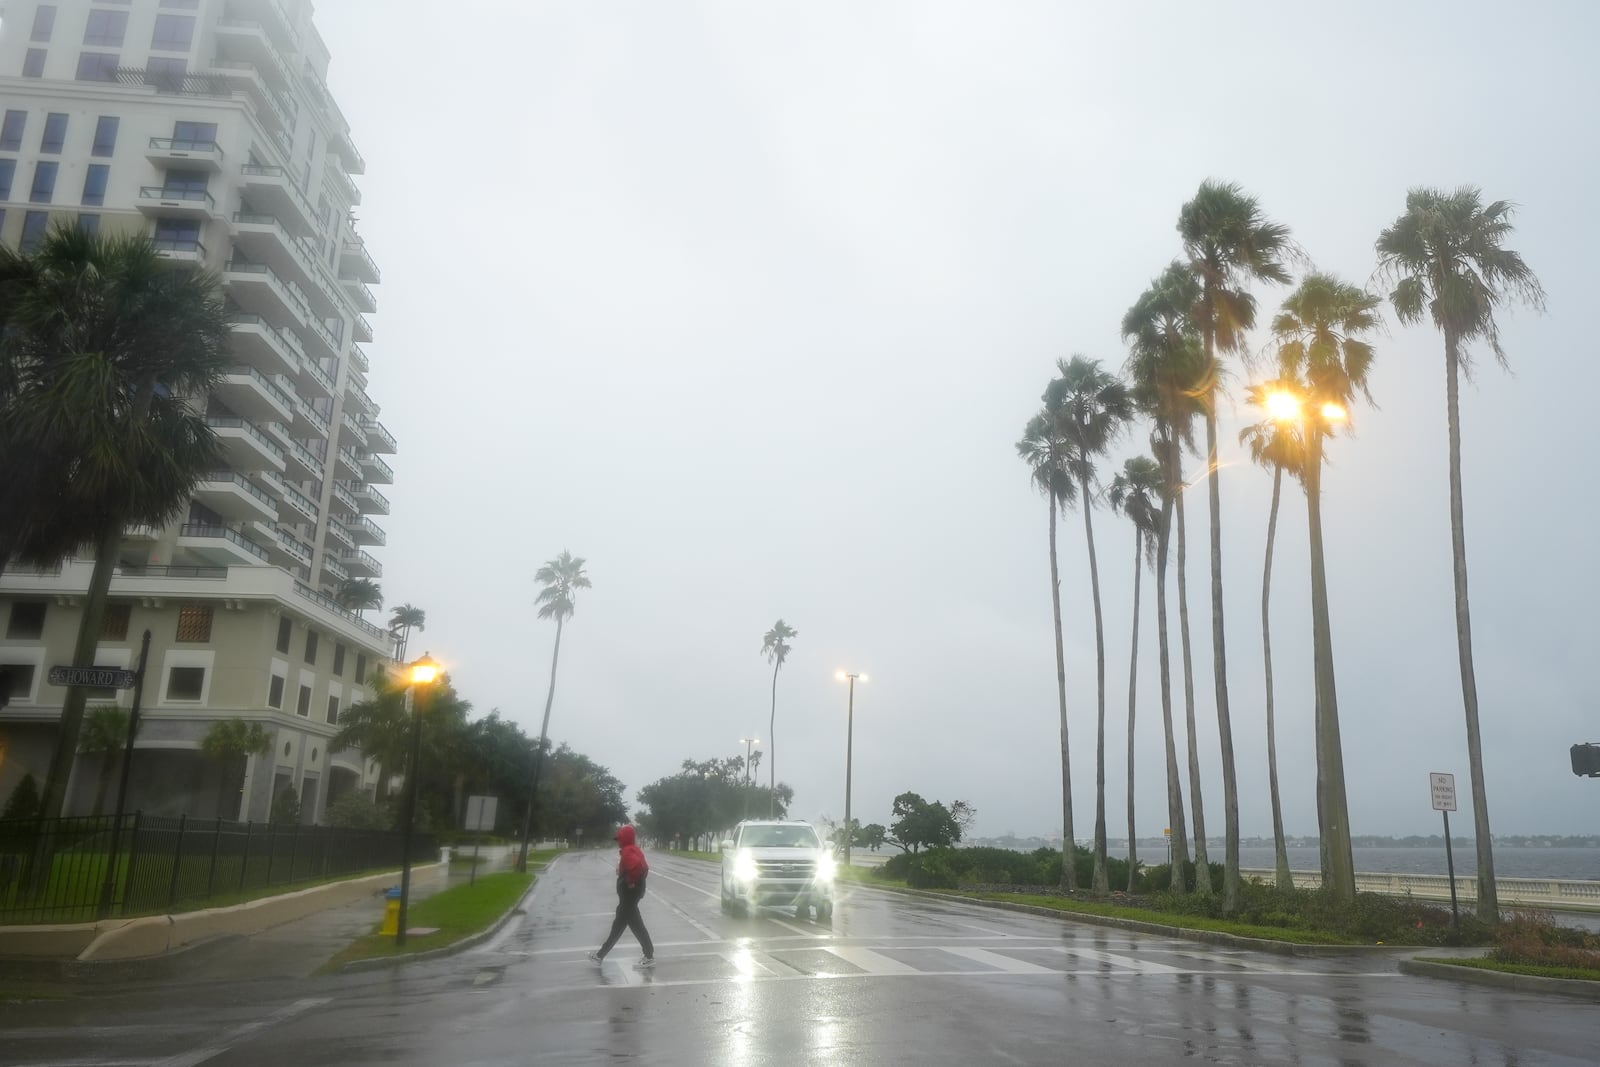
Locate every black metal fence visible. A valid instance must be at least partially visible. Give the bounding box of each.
[0,814,436,925]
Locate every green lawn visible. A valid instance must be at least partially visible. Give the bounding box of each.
[321,870,535,970]
[1416,956,1600,983]
[672,850,720,863]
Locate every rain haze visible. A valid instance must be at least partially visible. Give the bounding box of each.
[313,0,1598,842]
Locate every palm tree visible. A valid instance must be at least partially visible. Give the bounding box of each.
[0,229,230,820]
[1016,407,1080,890]
[760,620,798,818]
[335,664,417,802]
[1268,272,1383,903]
[518,550,591,871]
[1238,379,1306,892]
[1123,263,1207,893]
[200,720,273,820]
[1179,180,1294,913]
[335,578,383,617]
[1376,187,1544,921]
[1048,356,1135,894]
[77,705,132,816]
[389,604,426,664]
[1108,455,1162,894]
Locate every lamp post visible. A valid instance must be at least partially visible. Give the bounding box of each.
[835,671,867,867]
[395,652,440,948]
[740,737,759,819]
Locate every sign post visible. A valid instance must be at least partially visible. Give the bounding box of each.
[464,795,498,886]
[1430,772,1459,926]
[97,631,152,919]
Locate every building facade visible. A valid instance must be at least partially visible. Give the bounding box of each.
[0,0,396,823]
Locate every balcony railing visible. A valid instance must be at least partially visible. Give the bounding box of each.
[115,564,228,579]
[140,186,216,208]
[224,259,311,322]
[197,470,275,509]
[154,238,207,257]
[203,415,286,460]
[353,516,387,546]
[358,484,390,513]
[293,581,387,641]
[349,346,370,373]
[178,523,270,562]
[331,481,360,512]
[223,364,295,411]
[295,399,329,435]
[341,241,381,283]
[322,555,350,583]
[361,452,394,483]
[239,163,319,224]
[363,420,398,453]
[338,548,382,576]
[266,523,314,564]
[149,136,223,157]
[289,440,325,475]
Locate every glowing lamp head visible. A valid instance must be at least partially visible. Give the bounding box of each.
[1321,402,1348,422]
[1265,391,1302,422]
[409,652,441,686]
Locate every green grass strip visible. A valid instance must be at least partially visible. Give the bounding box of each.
[1415,956,1600,983]
[321,870,534,970]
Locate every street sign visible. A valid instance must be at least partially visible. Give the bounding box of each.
[464,795,498,832]
[1429,772,1457,812]
[48,666,136,690]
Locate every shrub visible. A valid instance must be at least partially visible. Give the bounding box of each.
[2,774,41,820]
[1491,909,1600,971]
[270,785,301,825]
[324,791,392,831]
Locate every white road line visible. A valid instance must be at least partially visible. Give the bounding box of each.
[153,997,330,1067]
[648,869,720,901]
[1054,945,1183,974]
[822,946,919,975]
[766,916,827,938]
[941,946,1056,975]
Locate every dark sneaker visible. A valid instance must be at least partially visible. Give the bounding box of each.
[587,951,603,963]
[635,957,655,969]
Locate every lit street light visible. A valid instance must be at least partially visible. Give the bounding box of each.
[396,652,441,948]
[835,671,867,868]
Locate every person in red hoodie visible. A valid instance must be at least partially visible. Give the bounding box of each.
[588,825,654,967]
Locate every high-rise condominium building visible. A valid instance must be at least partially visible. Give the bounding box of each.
[0,0,396,824]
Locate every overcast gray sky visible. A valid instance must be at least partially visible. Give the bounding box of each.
[314,0,1599,841]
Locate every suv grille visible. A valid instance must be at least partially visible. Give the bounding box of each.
[755,859,817,878]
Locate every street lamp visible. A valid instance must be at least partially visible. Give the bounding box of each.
[395,652,441,948]
[835,671,867,868]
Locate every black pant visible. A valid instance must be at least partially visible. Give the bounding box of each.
[597,894,653,959]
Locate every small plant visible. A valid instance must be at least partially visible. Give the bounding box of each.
[2,774,41,820]
[270,785,301,825]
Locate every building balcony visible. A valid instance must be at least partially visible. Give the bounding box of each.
[208,60,296,133]
[334,446,364,481]
[340,277,376,314]
[146,137,225,172]
[137,187,218,219]
[204,415,287,473]
[348,515,387,547]
[321,555,350,584]
[352,314,374,343]
[352,482,389,516]
[339,412,366,448]
[284,439,325,482]
[345,381,377,417]
[292,398,330,438]
[224,260,309,327]
[229,214,340,317]
[225,314,299,378]
[363,420,397,454]
[193,470,277,524]
[216,364,295,423]
[302,316,342,361]
[214,20,296,92]
[330,481,360,512]
[339,241,380,284]
[334,128,365,175]
[358,451,394,485]
[260,522,313,568]
[337,549,382,578]
[293,353,336,402]
[153,237,209,266]
[325,162,361,208]
[177,523,270,566]
[263,471,320,525]
[239,164,317,235]
[324,517,355,550]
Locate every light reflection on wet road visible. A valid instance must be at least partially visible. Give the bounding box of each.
[1,851,1595,1065]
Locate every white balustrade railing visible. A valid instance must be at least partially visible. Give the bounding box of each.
[1240,868,1600,911]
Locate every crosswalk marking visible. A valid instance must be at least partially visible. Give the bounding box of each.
[822,945,920,975]
[940,946,1056,975]
[1055,945,1183,974]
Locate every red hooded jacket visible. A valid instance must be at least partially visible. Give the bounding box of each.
[615,825,648,894]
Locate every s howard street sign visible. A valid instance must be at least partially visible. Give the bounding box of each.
[48,666,136,690]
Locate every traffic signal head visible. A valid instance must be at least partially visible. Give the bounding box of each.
[1571,743,1600,778]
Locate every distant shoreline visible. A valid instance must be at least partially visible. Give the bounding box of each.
[969,838,1600,851]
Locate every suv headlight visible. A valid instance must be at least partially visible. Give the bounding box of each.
[816,854,837,883]
[733,851,759,883]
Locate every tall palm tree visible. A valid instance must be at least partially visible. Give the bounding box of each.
[334,666,413,802]
[200,719,273,820]
[1376,187,1544,921]
[1179,180,1294,913]
[1238,379,1306,892]
[1269,272,1383,903]
[1016,407,1080,890]
[1049,356,1135,894]
[517,551,591,870]
[0,229,230,820]
[1123,264,1207,893]
[389,603,426,664]
[760,619,798,818]
[335,578,383,617]
[1108,455,1162,894]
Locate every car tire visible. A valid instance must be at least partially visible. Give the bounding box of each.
[817,902,832,921]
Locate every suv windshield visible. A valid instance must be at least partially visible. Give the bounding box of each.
[740,825,821,848]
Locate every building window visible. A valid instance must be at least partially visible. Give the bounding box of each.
[92,116,119,156]
[101,602,131,641]
[268,675,285,709]
[332,643,346,677]
[40,113,67,154]
[23,49,47,78]
[172,120,216,148]
[176,605,213,642]
[326,695,339,724]
[276,616,292,654]
[168,666,205,701]
[83,10,128,47]
[145,57,186,89]
[151,15,196,51]
[29,162,57,203]
[354,654,368,685]
[296,684,312,717]
[77,213,100,235]
[304,630,319,665]
[1,111,26,152]
[31,6,57,42]
[163,168,207,195]
[0,664,37,705]
[20,211,50,252]
[81,164,109,206]
[6,601,46,639]
[76,53,120,82]
[154,217,200,251]
[0,160,14,201]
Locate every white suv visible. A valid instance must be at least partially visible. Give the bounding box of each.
[720,820,836,921]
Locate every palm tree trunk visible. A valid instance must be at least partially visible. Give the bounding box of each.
[1203,404,1241,914]
[1081,475,1110,896]
[94,754,115,816]
[1262,466,1291,892]
[1125,528,1143,894]
[768,660,780,819]
[1445,333,1497,920]
[1048,494,1077,891]
[1306,427,1355,901]
[1174,456,1210,895]
[1154,486,1190,891]
[517,617,564,871]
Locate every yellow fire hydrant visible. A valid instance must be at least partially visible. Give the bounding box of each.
[380,887,401,936]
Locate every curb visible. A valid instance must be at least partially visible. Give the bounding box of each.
[339,856,558,973]
[1,932,246,986]
[1399,958,1600,1002]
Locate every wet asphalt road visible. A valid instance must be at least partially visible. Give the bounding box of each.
[2,850,1595,1065]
